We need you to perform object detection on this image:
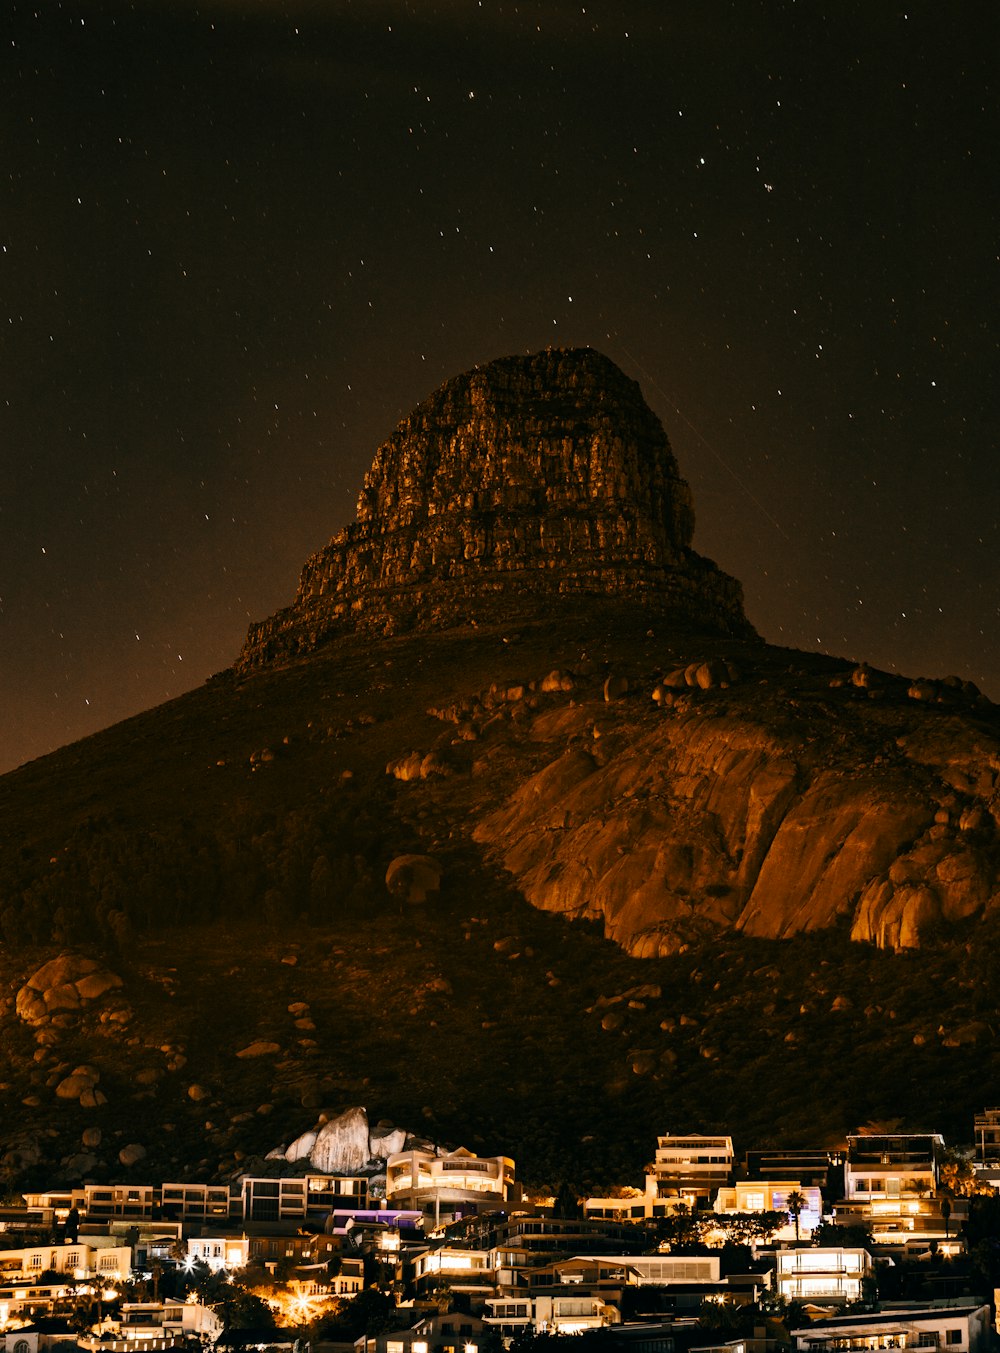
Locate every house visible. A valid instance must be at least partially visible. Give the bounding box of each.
[355,1311,489,1353]
[0,1282,75,1322]
[583,1191,651,1224]
[482,1294,619,1335]
[411,1246,494,1298]
[774,1248,873,1305]
[743,1149,840,1192]
[22,1187,154,1224]
[832,1194,967,1252]
[548,1255,722,1287]
[845,1134,943,1202]
[0,1317,80,1353]
[713,1181,823,1241]
[244,1229,341,1271]
[645,1135,735,1213]
[183,1235,251,1272]
[385,1148,516,1225]
[789,1303,992,1353]
[573,1137,710,1222]
[159,1183,233,1223]
[469,1212,646,1260]
[0,1241,132,1282]
[973,1108,1000,1166]
[76,1299,222,1352]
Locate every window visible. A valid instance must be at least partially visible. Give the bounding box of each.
[945,1332,963,1346]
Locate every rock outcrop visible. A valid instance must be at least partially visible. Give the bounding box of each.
[471,662,1000,955]
[279,1105,411,1173]
[16,955,123,1028]
[239,348,752,668]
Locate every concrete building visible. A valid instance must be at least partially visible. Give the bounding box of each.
[790,1303,992,1353]
[845,1134,943,1201]
[645,1135,734,1213]
[775,1248,873,1305]
[714,1181,823,1241]
[385,1148,515,1223]
[0,1241,131,1282]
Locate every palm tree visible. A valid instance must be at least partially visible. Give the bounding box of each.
[785,1190,807,1243]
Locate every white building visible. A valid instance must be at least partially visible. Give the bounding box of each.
[714,1181,823,1241]
[0,1241,131,1281]
[645,1134,734,1212]
[411,1246,494,1297]
[484,1294,619,1335]
[386,1148,515,1223]
[845,1134,943,1201]
[790,1303,992,1353]
[77,1299,223,1352]
[775,1248,872,1305]
[553,1254,721,1286]
[184,1236,250,1272]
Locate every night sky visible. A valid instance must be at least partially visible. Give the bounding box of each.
[3,1,996,775]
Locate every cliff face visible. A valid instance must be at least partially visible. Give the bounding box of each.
[238,348,752,668]
[466,659,1000,956]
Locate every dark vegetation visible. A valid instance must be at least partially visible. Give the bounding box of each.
[0,607,997,1187]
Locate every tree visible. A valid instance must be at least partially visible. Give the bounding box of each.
[785,1189,807,1243]
[938,1146,977,1198]
[552,1182,580,1219]
[814,1220,873,1249]
[324,1287,396,1340]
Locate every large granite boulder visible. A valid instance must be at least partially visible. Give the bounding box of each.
[15,954,123,1027]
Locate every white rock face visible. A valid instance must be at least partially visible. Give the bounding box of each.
[308,1106,372,1174]
[275,1107,415,1171]
[285,1129,318,1164]
[369,1123,406,1160]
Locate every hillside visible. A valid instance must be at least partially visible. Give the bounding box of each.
[1,607,998,1189]
[1,347,997,1188]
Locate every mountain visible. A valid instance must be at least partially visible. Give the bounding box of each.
[1,348,997,1189]
[238,347,751,668]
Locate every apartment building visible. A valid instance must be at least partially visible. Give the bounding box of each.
[645,1135,735,1212]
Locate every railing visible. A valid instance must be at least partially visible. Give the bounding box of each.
[804,1339,940,1352]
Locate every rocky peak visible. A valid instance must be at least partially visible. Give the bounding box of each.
[238,348,753,669]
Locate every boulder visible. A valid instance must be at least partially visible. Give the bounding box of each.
[385,854,443,904]
[308,1106,372,1174]
[285,1129,318,1163]
[15,954,123,1028]
[387,752,424,782]
[369,1121,407,1159]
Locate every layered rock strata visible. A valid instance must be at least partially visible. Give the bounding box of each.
[239,348,753,669]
